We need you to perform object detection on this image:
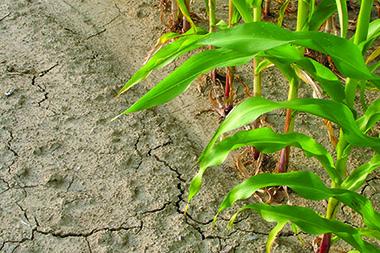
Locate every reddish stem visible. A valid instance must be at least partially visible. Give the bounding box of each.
[225,67,233,98]
[182,18,190,33]
[319,233,332,253]
[252,147,260,160]
[210,70,216,84]
[277,109,292,173]
[263,0,271,17]
[277,147,289,173]
[252,119,261,160]
[283,108,292,132]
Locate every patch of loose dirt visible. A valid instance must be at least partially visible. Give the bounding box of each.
[0,1,377,253]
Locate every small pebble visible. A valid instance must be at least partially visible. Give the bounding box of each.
[5,88,15,97]
[247,234,258,240]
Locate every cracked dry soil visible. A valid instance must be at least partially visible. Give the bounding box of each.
[1,1,378,253]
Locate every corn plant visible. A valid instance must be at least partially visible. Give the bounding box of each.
[117,1,380,252]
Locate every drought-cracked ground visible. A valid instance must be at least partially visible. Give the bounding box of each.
[1,1,379,253]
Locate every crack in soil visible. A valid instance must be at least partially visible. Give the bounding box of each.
[29,63,58,107]
[133,134,142,155]
[85,237,92,253]
[0,12,11,22]
[102,7,122,28]
[58,1,121,41]
[85,28,107,40]
[0,221,144,251]
[141,202,172,215]
[16,203,34,228]
[113,2,126,17]
[38,64,59,77]
[147,139,173,157]
[36,222,142,238]
[151,154,221,243]
[1,190,145,251]
[0,200,35,252]
[65,175,75,192]
[6,129,18,174]
[0,175,29,197]
[0,177,11,194]
[360,176,379,195]
[132,134,144,170]
[340,206,360,228]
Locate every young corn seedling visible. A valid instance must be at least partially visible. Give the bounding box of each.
[116,1,380,252]
[196,95,380,252]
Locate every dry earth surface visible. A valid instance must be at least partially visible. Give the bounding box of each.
[0,1,378,253]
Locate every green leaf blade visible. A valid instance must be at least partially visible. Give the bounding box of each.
[201,22,375,80]
[121,49,252,115]
[201,97,380,162]
[232,0,253,23]
[199,127,338,182]
[335,0,348,37]
[216,171,380,231]
[239,204,379,252]
[342,154,380,191]
[117,34,204,96]
[357,98,380,133]
[308,0,336,31]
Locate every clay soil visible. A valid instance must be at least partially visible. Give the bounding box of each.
[1,1,379,253]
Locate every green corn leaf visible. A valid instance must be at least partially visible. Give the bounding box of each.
[255,59,273,74]
[216,20,229,30]
[308,0,336,31]
[216,171,380,230]
[117,34,204,96]
[176,0,196,28]
[231,4,242,25]
[267,221,287,253]
[158,32,180,44]
[367,19,380,41]
[342,154,380,191]
[295,59,345,102]
[188,97,380,202]
[201,97,380,160]
[291,223,300,235]
[345,78,360,109]
[359,227,380,241]
[232,0,253,23]
[120,22,376,116]
[198,127,339,182]
[251,0,262,7]
[357,98,380,133]
[277,0,290,27]
[262,45,345,102]
[236,204,379,252]
[368,79,380,90]
[308,0,316,23]
[359,19,380,53]
[120,49,252,115]
[201,22,376,80]
[335,0,348,37]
